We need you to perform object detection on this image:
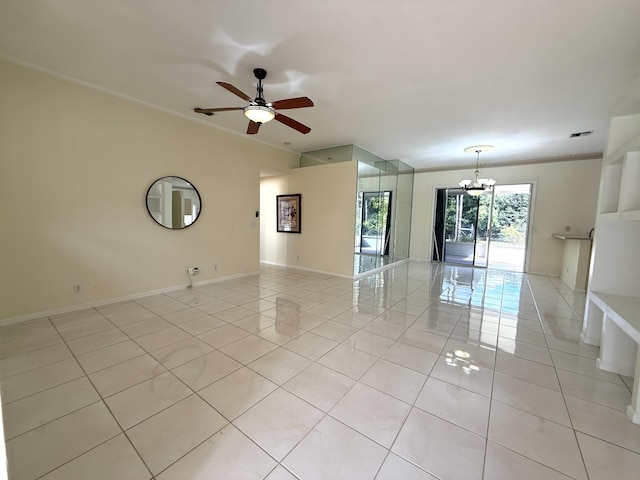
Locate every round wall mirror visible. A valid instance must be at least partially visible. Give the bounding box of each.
[146,176,202,229]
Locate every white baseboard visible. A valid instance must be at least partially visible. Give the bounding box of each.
[353,258,410,280]
[260,261,354,279]
[0,271,259,327]
[262,259,411,280]
[527,270,561,277]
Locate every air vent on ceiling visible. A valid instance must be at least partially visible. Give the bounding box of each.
[569,130,593,138]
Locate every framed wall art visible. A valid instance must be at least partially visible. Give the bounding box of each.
[276,194,301,233]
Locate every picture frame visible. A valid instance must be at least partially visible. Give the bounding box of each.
[276,194,301,233]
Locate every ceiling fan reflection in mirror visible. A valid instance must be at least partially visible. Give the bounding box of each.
[194,68,314,135]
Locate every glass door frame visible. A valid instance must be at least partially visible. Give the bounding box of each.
[473,189,495,268]
[487,182,535,272]
[357,190,393,257]
[433,182,536,272]
[439,187,488,267]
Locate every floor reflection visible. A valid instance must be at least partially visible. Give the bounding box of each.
[347,261,586,361]
[445,349,480,374]
[5,258,630,480]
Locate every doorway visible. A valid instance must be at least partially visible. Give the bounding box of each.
[433,184,532,271]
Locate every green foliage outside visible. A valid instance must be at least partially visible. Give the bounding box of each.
[500,225,525,245]
[492,193,530,234]
[362,194,389,236]
[445,194,481,241]
[445,192,529,245]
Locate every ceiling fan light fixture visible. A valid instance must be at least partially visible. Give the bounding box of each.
[243,105,275,124]
[459,145,496,196]
[196,69,312,134]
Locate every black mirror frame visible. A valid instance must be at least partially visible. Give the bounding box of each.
[145,176,202,230]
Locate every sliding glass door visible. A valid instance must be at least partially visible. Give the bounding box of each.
[440,188,489,266]
[473,192,493,267]
[487,184,532,271]
[433,184,532,271]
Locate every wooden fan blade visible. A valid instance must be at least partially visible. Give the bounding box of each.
[194,107,243,115]
[247,120,260,135]
[270,97,314,110]
[274,113,311,134]
[216,82,253,102]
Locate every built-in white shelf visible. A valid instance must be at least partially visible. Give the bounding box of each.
[618,210,640,222]
[598,113,640,216]
[582,291,640,424]
[583,292,640,345]
[598,162,622,214]
[588,112,640,424]
[605,114,640,159]
[597,210,640,222]
[596,212,619,222]
[619,151,640,212]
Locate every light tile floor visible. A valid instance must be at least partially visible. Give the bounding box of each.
[1,262,640,479]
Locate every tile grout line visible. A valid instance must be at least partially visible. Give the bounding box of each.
[481,274,505,479]
[34,313,155,480]
[3,263,638,479]
[540,276,593,480]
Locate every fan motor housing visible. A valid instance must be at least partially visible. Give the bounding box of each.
[254,68,267,80]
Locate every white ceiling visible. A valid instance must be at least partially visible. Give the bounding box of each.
[2,0,640,170]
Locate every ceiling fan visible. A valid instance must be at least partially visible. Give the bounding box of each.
[194,68,313,135]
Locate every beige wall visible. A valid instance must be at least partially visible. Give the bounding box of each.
[0,59,298,320]
[409,159,602,275]
[0,58,605,319]
[260,161,357,276]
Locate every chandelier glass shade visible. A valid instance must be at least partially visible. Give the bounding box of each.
[459,146,496,196]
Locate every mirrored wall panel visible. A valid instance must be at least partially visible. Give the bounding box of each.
[354,147,414,274]
[299,144,414,276]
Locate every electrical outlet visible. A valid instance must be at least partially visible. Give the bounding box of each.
[187,267,200,275]
[214,264,218,271]
[73,284,81,294]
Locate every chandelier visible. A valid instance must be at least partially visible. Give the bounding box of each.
[459,145,496,196]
